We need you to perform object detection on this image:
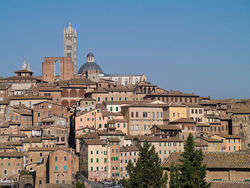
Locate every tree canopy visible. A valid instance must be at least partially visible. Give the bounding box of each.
[124,141,168,188]
[170,133,210,188]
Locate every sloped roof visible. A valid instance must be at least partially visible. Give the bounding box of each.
[163,152,250,169]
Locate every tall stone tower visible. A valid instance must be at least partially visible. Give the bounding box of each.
[64,23,77,74]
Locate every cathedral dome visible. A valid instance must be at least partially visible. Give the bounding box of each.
[78,62,103,74]
[78,51,103,74]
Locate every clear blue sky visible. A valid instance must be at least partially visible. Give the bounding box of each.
[1,0,250,99]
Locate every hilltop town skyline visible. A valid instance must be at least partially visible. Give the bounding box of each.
[1,1,250,99]
[0,1,250,187]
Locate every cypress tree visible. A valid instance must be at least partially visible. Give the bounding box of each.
[179,134,210,188]
[125,141,168,188]
[169,163,180,188]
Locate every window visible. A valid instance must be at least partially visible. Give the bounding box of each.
[136,112,139,118]
[131,112,134,118]
[199,109,202,114]
[97,97,100,102]
[66,45,72,50]
[55,156,58,162]
[91,151,93,154]
[105,166,107,171]
[38,113,40,117]
[4,170,7,175]
[99,124,102,128]
[91,158,93,163]
[104,158,107,163]
[143,112,148,118]
[55,166,58,171]
[153,112,155,118]
[62,180,65,184]
[91,167,93,171]
[64,165,67,171]
[96,167,99,171]
[96,158,99,163]
[157,112,159,118]
[173,113,175,117]
[123,123,126,128]
[56,180,59,184]
[96,150,99,154]
[121,160,123,163]
[64,156,67,161]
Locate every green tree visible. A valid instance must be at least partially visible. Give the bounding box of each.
[169,163,180,188]
[75,182,85,188]
[178,133,210,188]
[125,141,168,188]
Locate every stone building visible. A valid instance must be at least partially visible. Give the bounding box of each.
[49,148,79,186]
[120,102,168,135]
[0,152,24,183]
[101,73,147,86]
[0,60,44,97]
[195,137,224,152]
[168,118,196,140]
[211,134,241,152]
[80,139,108,181]
[144,91,200,104]
[33,101,68,126]
[8,95,52,109]
[230,107,250,150]
[119,146,139,179]
[26,147,79,187]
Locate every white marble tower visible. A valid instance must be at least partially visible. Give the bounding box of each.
[64,23,77,74]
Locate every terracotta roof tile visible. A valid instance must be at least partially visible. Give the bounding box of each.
[163,152,250,169]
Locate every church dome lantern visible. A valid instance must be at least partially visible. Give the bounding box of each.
[86,51,94,63]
